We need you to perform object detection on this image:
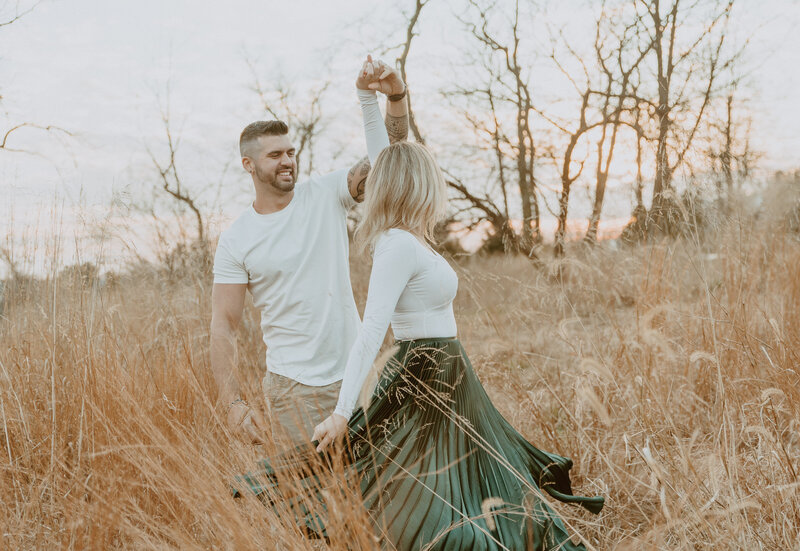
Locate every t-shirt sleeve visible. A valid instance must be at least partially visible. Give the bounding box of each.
[212,233,249,284]
[334,232,418,419]
[315,168,357,211]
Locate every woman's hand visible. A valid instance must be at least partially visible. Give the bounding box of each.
[311,413,349,453]
[356,55,377,90]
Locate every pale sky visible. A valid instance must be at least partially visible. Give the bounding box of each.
[1,0,798,272]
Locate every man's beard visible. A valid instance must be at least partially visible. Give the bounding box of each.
[256,165,296,192]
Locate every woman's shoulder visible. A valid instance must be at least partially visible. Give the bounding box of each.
[379,228,419,244]
[375,228,421,254]
[382,227,413,237]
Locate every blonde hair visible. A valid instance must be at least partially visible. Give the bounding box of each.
[355,142,448,255]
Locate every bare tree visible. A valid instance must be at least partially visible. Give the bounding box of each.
[147,104,206,245]
[461,0,541,250]
[397,0,429,147]
[0,1,37,28]
[546,80,594,256]
[0,122,71,154]
[584,3,651,244]
[631,93,647,216]
[629,0,739,233]
[397,0,747,253]
[545,22,639,256]
[447,73,532,251]
[720,93,735,195]
[394,0,522,252]
[1,2,71,155]
[705,84,760,209]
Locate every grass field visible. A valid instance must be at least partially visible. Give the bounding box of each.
[1,204,799,550]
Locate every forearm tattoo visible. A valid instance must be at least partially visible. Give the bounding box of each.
[348,156,371,202]
[385,112,409,144]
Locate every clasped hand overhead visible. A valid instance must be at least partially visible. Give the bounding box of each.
[355,54,405,97]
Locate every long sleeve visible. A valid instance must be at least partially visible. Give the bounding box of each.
[334,232,418,419]
[358,89,390,164]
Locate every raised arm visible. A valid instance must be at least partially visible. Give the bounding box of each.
[382,75,409,144]
[347,56,409,202]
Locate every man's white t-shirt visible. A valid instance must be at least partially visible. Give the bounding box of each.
[212,169,360,386]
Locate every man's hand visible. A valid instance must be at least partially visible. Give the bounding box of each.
[311,413,348,453]
[227,400,267,444]
[356,55,405,97]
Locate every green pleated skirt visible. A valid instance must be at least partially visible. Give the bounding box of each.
[235,338,604,550]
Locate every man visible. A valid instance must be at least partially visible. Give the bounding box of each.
[210,57,408,448]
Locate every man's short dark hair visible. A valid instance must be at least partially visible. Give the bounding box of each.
[239,120,289,157]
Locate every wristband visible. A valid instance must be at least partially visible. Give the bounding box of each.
[388,86,407,102]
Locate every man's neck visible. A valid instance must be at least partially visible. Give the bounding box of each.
[252,184,294,215]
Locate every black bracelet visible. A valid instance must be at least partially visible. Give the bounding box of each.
[388,86,407,102]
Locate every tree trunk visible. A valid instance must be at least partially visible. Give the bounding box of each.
[554,135,580,257]
[651,99,672,222]
[531,175,541,244]
[620,112,648,243]
[516,117,534,250]
[586,171,608,243]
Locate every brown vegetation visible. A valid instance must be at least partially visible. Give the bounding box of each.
[2,189,799,549]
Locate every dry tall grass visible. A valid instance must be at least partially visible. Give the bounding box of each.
[1,206,799,549]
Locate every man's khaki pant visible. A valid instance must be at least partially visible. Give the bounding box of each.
[262,371,342,449]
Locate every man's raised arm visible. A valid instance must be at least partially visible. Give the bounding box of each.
[383,73,409,144]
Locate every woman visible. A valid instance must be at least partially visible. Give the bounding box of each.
[236,64,604,551]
